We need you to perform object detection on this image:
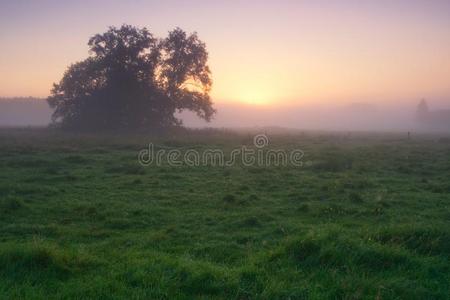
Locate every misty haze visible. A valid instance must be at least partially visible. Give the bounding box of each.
[2,98,449,132]
[0,1,449,299]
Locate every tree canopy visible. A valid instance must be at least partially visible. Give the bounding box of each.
[47,25,215,130]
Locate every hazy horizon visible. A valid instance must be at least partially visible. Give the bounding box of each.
[2,96,448,132]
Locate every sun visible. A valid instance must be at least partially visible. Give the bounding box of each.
[239,93,271,105]
[235,87,275,106]
[213,73,283,106]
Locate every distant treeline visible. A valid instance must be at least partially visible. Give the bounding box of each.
[0,97,52,126]
[0,97,45,102]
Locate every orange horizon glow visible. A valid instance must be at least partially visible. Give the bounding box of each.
[1,1,450,107]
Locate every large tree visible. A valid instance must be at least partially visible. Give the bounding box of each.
[47,25,215,130]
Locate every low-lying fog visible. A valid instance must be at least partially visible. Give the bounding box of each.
[1,97,449,132]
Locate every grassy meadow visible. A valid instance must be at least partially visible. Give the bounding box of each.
[0,128,449,299]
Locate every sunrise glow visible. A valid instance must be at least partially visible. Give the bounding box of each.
[1,1,450,107]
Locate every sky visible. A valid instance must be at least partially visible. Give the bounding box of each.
[1,0,450,108]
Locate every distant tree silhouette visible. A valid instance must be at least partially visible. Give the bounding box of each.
[48,25,215,130]
[416,99,429,123]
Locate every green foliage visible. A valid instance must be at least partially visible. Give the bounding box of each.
[0,129,449,299]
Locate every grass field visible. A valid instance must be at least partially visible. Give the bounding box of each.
[0,128,449,299]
